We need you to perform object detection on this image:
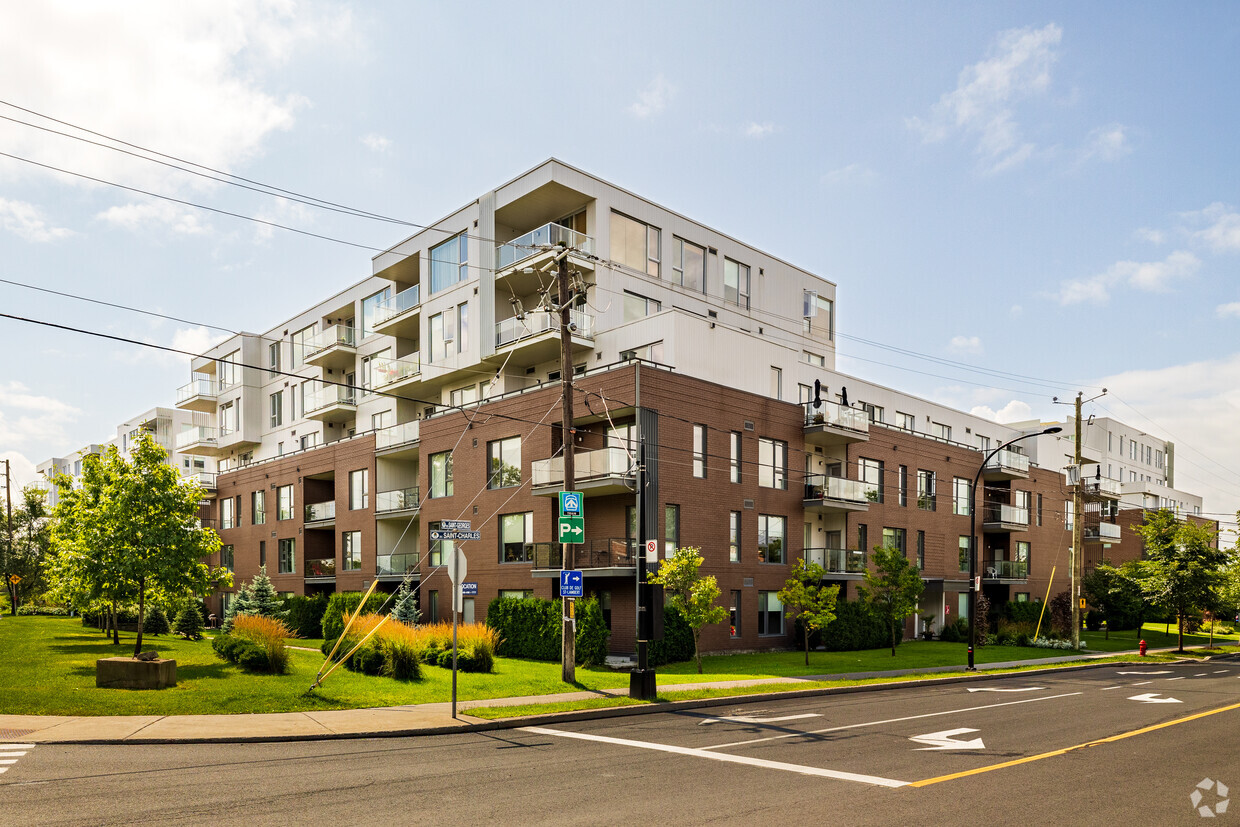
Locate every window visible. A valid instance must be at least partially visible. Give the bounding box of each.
[291,325,315,368]
[252,490,266,525]
[758,438,787,489]
[449,385,478,407]
[221,496,235,530]
[429,309,453,362]
[898,465,908,507]
[958,536,970,572]
[863,403,884,424]
[623,291,661,322]
[428,590,439,621]
[978,435,991,451]
[219,401,238,436]
[758,515,786,564]
[372,410,393,431]
[621,341,664,363]
[931,421,952,441]
[804,351,826,368]
[770,367,782,400]
[802,292,834,340]
[220,544,234,571]
[277,485,293,520]
[342,531,362,571]
[430,232,468,293]
[1037,493,1043,526]
[268,341,281,376]
[857,524,868,553]
[610,211,661,277]
[1065,500,1074,530]
[430,451,454,498]
[218,350,241,388]
[609,423,636,450]
[917,470,936,511]
[692,425,707,478]
[730,432,742,483]
[883,528,907,556]
[499,589,534,600]
[269,391,283,428]
[299,433,317,452]
[953,477,971,516]
[723,258,750,308]
[361,287,391,338]
[671,237,706,292]
[487,436,521,489]
[1015,541,1030,574]
[916,530,925,571]
[259,540,266,567]
[1015,490,1031,515]
[457,301,469,353]
[349,469,368,510]
[758,591,783,636]
[896,412,916,432]
[428,521,454,567]
[730,591,742,638]
[279,538,296,574]
[860,458,883,503]
[664,504,680,557]
[729,511,741,563]
[1016,592,1030,603]
[500,512,534,563]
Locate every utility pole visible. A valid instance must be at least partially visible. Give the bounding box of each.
[4,459,13,615]
[1071,392,1084,650]
[557,243,577,683]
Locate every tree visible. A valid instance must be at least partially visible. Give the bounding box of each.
[3,486,53,615]
[859,546,925,656]
[222,582,255,632]
[173,603,205,640]
[1132,509,1227,653]
[392,576,420,626]
[47,435,231,655]
[1083,562,1121,639]
[647,546,727,674]
[246,566,286,619]
[778,558,840,665]
[1087,561,1149,636]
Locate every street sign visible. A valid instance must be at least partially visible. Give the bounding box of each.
[446,549,467,583]
[1079,597,1087,609]
[558,516,585,543]
[460,582,478,596]
[430,530,482,541]
[645,539,658,561]
[559,491,583,517]
[441,519,471,530]
[560,569,584,597]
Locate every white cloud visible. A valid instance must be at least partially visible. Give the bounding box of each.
[948,335,983,354]
[361,133,392,153]
[111,325,229,369]
[821,163,876,186]
[743,121,777,139]
[0,381,80,450]
[1185,203,1240,253]
[628,75,675,119]
[907,23,1061,172]
[172,325,229,358]
[1134,227,1165,244]
[1217,302,1240,319]
[0,198,73,242]
[95,201,209,235]
[0,451,39,491]
[1054,250,1200,305]
[1080,124,1130,162]
[970,400,1034,423]
[1009,304,1024,317]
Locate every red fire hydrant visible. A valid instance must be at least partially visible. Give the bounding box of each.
[1139,639,1147,657]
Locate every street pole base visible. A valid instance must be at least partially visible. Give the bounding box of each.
[629,668,657,700]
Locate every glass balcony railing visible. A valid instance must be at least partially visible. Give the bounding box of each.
[367,354,421,389]
[984,503,1030,526]
[532,447,633,487]
[1082,477,1122,497]
[376,420,420,450]
[304,501,336,522]
[803,474,875,504]
[305,559,336,577]
[495,309,594,348]
[304,385,357,414]
[176,376,218,403]
[376,487,419,513]
[377,552,419,577]
[802,401,870,434]
[305,325,356,357]
[804,547,868,574]
[1086,522,1123,541]
[373,285,421,326]
[175,426,217,450]
[985,449,1030,475]
[983,559,1028,579]
[189,471,217,490]
[496,223,594,270]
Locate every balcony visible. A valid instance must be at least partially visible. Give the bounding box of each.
[1084,522,1122,543]
[175,376,219,413]
[375,420,420,459]
[175,426,221,456]
[304,384,357,423]
[376,486,419,517]
[495,223,595,296]
[188,471,217,497]
[983,448,1031,480]
[494,310,595,364]
[982,559,1029,581]
[804,547,868,577]
[803,474,873,514]
[305,559,336,582]
[304,501,336,526]
[304,325,357,370]
[532,446,634,497]
[530,538,636,576]
[372,284,421,339]
[367,353,421,393]
[1078,476,1122,500]
[802,401,870,447]
[376,552,420,579]
[982,503,1030,532]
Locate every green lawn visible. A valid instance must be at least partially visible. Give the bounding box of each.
[1076,623,1240,654]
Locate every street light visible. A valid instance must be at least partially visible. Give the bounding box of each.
[967,426,1062,670]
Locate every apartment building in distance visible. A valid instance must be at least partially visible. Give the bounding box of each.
[42,160,1217,653]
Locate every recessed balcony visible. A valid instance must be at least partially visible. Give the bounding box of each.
[494,309,595,365]
[376,486,419,518]
[175,426,222,457]
[494,223,595,296]
[804,547,868,577]
[1084,522,1122,543]
[376,552,420,580]
[982,559,1029,582]
[175,376,219,413]
[304,325,357,370]
[530,538,636,577]
[304,500,336,527]
[531,446,634,497]
[983,449,1031,480]
[367,353,421,394]
[375,420,420,459]
[802,401,870,447]
[304,384,357,423]
[803,474,873,514]
[371,284,421,340]
[982,503,1030,532]
[305,558,336,584]
[1066,467,1122,500]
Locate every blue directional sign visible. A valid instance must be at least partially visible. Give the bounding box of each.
[559,491,583,517]
[460,582,478,596]
[560,569,584,598]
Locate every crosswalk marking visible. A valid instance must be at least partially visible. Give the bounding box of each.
[0,744,34,776]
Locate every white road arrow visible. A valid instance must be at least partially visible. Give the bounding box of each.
[965,687,1044,693]
[910,728,986,751]
[1128,693,1182,704]
[1116,671,1173,675]
[699,713,820,726]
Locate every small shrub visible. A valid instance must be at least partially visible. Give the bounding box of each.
[231,614,291,674]
[1050,591,1072,635]
[213,634,272,672]
[173,605,205,641]
[1002,600,1044,625]
[143,607,171,636]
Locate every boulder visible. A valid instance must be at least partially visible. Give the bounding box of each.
[135,650,159,661]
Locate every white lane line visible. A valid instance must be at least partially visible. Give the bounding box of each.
[1196,673,1208,677]
[0,760,17,765]
[1100,686,1124,691]
[0,753,28,758]
[1214,670,1229,674]
[1167,677,1186,681]
[1130,681,1152,686]
[520,726,909,788]
[700,692,1084,752]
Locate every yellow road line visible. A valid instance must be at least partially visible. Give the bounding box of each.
[910,700,1240,787]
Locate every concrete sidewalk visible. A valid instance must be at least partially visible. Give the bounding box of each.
[0,648,1184,746]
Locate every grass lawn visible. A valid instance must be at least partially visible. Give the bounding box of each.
[1077,623,1240,654]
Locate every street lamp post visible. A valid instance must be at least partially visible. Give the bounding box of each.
[967,426,1062,670]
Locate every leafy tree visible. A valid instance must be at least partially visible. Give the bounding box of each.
[777,557,839,665]
[647,546,727,674]
[859,546,925,656]
[47,435,231,655]
[1132,509,1227,652]
[2,486,52,614]
[392,577,421,626]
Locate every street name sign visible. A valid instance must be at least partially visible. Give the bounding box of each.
[430,530,482,541]
[441,519,472,530]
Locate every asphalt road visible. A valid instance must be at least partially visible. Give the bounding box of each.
[3,662,1239,825]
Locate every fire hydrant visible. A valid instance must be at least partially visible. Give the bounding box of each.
[1139,639,1147,657]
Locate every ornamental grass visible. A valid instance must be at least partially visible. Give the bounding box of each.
[231,614,292,674]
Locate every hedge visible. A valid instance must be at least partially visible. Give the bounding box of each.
[816,600,893,651]
[1001,600,1044,625]
[649,606,695,666]
[213,634,277,673]
[485,597,561,661]
[575,597,610,666]
[285,594,329,639]
[321,592,390,641]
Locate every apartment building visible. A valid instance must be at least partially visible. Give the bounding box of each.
[43,160,1215,652]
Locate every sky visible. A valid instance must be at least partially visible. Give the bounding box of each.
[0,1,1237,537]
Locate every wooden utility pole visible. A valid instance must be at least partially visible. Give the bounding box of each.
[4,459,14,615]
[557,243,577,683]
[1071,392,1083,650]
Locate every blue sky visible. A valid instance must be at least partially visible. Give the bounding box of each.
[1,1,1237,532]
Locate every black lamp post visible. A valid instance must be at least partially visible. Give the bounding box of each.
[967,426,1062,670]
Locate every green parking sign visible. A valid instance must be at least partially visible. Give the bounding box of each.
[558,516,584,543]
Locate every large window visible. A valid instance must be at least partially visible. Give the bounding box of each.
[430,232,468,293]
[692,425,706,478]
[277,485,293,520]
[958,536,971,572]
[218,350,241,388]
[219,401,238,436]
[361,287,391,337]
[758,514,786,564]
[623,291,661,322]
[342,530,361,571]
[730,432,742,483]
[671,237,705,292]
[917,470,936,511]
[220,544,234,571]
[291,324,315,368]
[882,527,906,556]
[268,341,281,376]
[803,293,834,340]
[429,309,453,362]
[269,391,283,428]
[430,451,453,498]
[729,511,741,563]
[860,458,883,503]
[278,538,296,574]
[500,512,534,563]
[487,437,521,489]
[931,422,952,441]
[758,438,787,489]
[252,490,266,525]
[758,591,783,636]
[221,496,235,530]
[349,469,369,510]
[610,211,660,277]
[664,505,680,557]
[898,465,908,507]
[723,258,750,308]
[953,477,971,516]
[428,521,454,567]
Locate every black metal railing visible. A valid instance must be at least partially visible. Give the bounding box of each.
[532,537,637,569]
